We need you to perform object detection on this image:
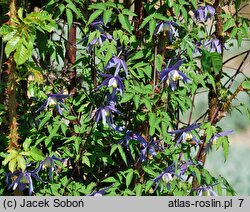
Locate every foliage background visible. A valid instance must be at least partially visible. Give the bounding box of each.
[0,0,250,196]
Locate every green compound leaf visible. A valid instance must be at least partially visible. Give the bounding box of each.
[211,52,222,74]
[118,13,133,34]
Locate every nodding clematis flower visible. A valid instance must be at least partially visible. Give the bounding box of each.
[118,131,147,151]
[139,137,164,162]
[90,16,106,32]
[154,21,178,42]
[105,55,128,77]
[159,59,190,91]
[179,160,194,175]
[40,156,64,180]
[193,185,217,196]
[95,73,124,97]
[168,122,201,147]
[204,37,223,53]
[204,130,233,154]
[194,5,215,22]
[86,184,113,196]
[105,90,118,108]
[94,104,120,127]
[6,165,46,196]
[35,93,69,115]
[87,33,113,53]
[153,163,182,191]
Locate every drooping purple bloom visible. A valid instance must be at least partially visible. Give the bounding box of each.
[193,185,217,196]
[106,90,118,108]
[153,163,182,191]
[35,93,69,115]
[204,37,223,53]
[179,160,194,175]
[205,130,233,154]
[40,156,64,180]
[105,55,128,77]
[86,184,113,196]
[139,137,164,162]
[110,124,126,133]
[95,73,124,96]
[6,165,46,196]
[90,16,105,32]
[193,41,203,56]
[168,122,201,147]
[119,131,147,151]
[87,33,113,53]
[154,21,178,42]
[94,104,120,127]
[159,59,190,91]
[194,5,215,22]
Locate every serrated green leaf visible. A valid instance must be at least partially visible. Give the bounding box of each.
[206,73,216,91]
[139,14,153,29]
[105,1,116,8]
[5,36,20,57]
[193,167,201,184]
[133,95,140,110]
[89,2,106,10]
[190,0,197,9]
[14,43,30,65]
[2,30,16,42]
[230,27,238,38]
[87,10,103,26]
[120,93,134,103]
[103,9,112,25]
[135,184,142,196]
[17,8,24,20]
[102,176,117,183]
[9,159,17,173]
[29,148,45,161]
[122,9,137,17]
[110,144,118,155]
[66,2,80,18]
[211,52,222,73]
[118,145,127,165]
[237,33,242,47]
[118,14,133,34]
[167,0,174,7]
[149,113,156,135]
[23,138,32,151]
[153,13,168,21]
[38,112,52,129]
[217,182,223,196]
[2,150,18,166]
[180,5,188,22]
[82,155,91,167]
[149,19,156,38]
[156,54,163,71]
[142,98,152,111]
[143,166,155,176]
[129,50,144,60]
[54,4,65,19]
[126,170,133,188]
[222,139,229,161]
[223,18,235,32]
[66,8,73,29]
[17,155,26,172]
[145,180,154,192]
[201,50,212,72]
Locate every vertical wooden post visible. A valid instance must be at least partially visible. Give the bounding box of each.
[65,24,77,94]
[7,0,19,150]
